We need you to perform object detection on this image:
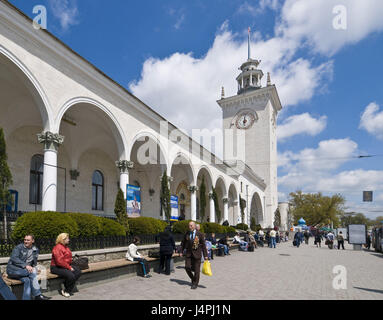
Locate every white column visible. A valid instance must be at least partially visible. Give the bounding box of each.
[209,193,215,223]
[38,132,64,212]
[189,186,197,221]
[250,73,253,86]
[116,160,134,200]
[223,198,229,223]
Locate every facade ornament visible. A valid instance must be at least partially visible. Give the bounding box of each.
[221,86,225,99]
[267,72,272,86]
[69,169,80,180]
[37,131,64,151]
[222,198,229,204]
[115,160,134,173]
[69,169,80,187]
[188,185,198,193]
[208,192,214,200]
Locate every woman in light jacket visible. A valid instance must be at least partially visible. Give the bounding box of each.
[126,236,151,278]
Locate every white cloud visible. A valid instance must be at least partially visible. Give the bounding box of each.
[278,138,383,218]
[238,0,281,15]
[277,0,383,56]
[277,113,327,141]
[129,26,332,144]
[49,0,79,31]
[359,102,383,140]
[278,138,358,172]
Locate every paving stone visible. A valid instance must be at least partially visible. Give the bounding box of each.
[50,241,383,300]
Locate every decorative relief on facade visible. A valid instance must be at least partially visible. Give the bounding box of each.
[188,185,198,193]
[115,160,134,173]
[37,131,64,151]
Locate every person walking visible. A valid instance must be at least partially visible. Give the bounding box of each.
[326,231,335,249]
[6,234,51,300]
[158,226,176,275]
[258,229,265,247]
[50,233,82,298]
[269,228,277,248]
[304,230,310,245]
[180,221,208,289]
[337,231,345,250]
[314,232,322,248]
[294,229,303,248]
[366,232,372,250]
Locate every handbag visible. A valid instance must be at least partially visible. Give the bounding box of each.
[71,254,89,270]
[293,240,297,246]
[202,260,212,276]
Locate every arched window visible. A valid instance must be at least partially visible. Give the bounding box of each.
[29,154,44,205]
[92,170,104,211]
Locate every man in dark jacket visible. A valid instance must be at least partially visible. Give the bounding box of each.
[180,221,208,289]
[6,235,50,300]
[158,226,176,275]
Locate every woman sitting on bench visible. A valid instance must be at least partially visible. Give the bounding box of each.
[126,237,151,278]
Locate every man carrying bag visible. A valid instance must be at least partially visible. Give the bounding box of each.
[180,221,208,289]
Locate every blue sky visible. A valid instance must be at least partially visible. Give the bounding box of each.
[8,0,383,218]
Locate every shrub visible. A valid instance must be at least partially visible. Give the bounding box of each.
[202,222,225,234]
[114,189,129,233]
[250,216,257,231]
[172,220,205,234]
[12,211,79,240]
[66,213,102,237]
[97,217,126,236]
[235,223,249,231]
[223,226,236,234]
[128,217,167,235]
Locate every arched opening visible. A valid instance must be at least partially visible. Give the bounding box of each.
[0,51,51,212]
[196,167,213,223]
[129,134,168,219]
[250,192,264,227]
[170,153,195,221]
[214,177,227,224]
[58,102,125,215]
[228,184,239,226]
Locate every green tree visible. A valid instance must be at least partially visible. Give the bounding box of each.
[160,170,171,222]
[289,191,345,227]
[340,212,369,227]
[0,128,12,239]
[274,208,281,228]
[239,196,246,224]
[114,188,129,233]
[199,177,207,222]
[211,187,221,223]
[250,216,257,231]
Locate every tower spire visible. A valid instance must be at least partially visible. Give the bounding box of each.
[248,27,251,60]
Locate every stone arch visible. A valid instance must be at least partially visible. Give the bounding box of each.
[55,97,128,160]
[228,183,239,226]
[0,45,53,133]
[169,152,195,185]
[250,192,264,226]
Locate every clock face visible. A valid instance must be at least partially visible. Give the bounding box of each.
[236,112,256,129]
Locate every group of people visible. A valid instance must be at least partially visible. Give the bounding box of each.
[1,233,82,300]
[293,229,347,250]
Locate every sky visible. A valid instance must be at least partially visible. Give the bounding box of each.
[7,0,383,219]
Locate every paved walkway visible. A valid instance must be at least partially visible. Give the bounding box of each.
[51,241,383,300]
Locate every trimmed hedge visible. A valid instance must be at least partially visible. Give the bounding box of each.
[128,217,167,235]
[12,211,79,240]
[172,220,205,234]
[235,223,249,231]
[97,217,126,236]
[67,213,102,237]
[12,211,127,240]
[223,226,236,234]
[202,222,225,234]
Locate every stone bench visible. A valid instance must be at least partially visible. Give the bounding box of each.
[1,241,240,299]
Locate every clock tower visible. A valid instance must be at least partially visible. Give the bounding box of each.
[217,29,282,227]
